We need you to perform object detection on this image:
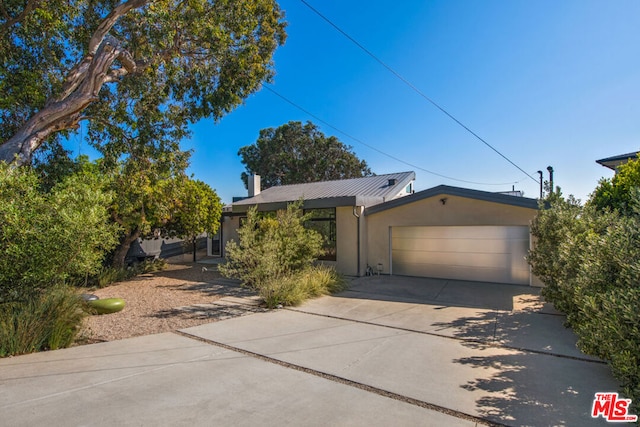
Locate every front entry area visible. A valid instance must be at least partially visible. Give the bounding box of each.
[391,225,531,285]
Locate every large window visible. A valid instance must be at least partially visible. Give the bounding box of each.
[305,208,336,261]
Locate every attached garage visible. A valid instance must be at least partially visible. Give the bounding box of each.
[365,185,541,286]
[391,225,530,285]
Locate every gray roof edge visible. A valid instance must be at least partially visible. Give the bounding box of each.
[231,196,357,213]
[596,151,639,165]
[365,185,539,215]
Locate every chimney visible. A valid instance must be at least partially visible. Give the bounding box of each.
[248,174,261,197]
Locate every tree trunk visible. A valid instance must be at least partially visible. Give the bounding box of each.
[112,229,141,269]
[0,0,147,165]
[193,238,197,263]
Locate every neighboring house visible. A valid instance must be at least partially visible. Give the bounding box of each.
[211,172,541,286]
[596,151,639,171]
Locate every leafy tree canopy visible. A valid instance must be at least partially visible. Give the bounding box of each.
[588,154,640,215]
[238,121,373,189]
[34,144,222,268]
[0,0,287,165]
[166,178,222,241]
[0,162,119,303]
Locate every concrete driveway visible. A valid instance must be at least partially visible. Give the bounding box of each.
[0,276,624,426]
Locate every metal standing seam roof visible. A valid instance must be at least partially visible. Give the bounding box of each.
[232,172,415,212]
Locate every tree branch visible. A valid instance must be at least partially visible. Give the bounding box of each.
[0,0,42,34]
[88,0,149,55]
[0,35,133,164]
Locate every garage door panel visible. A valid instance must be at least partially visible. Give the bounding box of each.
[393,237,526,254]
[392,260,530,284]
[393,226,524,240]
[394,250,519,269]
[391,226,530,285]
[393,261,530,285]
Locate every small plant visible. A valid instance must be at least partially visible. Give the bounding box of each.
[90,258,167,288]
[261,265,347,308]
[139,258,167,273]
[0,286,87,357]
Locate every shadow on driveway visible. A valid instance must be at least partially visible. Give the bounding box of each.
[308,275,618,426]
[343,275,552,312]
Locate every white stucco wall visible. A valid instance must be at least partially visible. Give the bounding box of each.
[335,206,361,276]
[220,215,241,258]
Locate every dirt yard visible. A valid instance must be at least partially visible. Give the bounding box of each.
[80,262,261,343]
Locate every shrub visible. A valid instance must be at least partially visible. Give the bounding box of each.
[569,213,640,413]
[0,286,87,357]
[589,154,640,215]
[0,164,119,303]
[261,265,347,308]
[220,201,346,308]
[528,190,640,413]
[528,193,585,317]
[220,201,323,290]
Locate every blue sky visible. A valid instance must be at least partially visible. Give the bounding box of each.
[72,1,640,204]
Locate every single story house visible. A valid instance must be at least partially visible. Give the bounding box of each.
[211,172,541,286]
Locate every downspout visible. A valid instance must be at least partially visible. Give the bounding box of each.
[352,206,362,276]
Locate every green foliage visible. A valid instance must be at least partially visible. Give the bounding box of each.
[528,189,640,412]
[167,178,222,240]
[0,285,87,357]
[1,0,287,162]
[239,121,372,189]
[260,265,347,308]
[528,192,586,317]
[0,163,119,303]
[220,201,343,307]
[589,154,640,214]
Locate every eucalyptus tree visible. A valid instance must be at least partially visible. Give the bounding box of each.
[0,0,287,164]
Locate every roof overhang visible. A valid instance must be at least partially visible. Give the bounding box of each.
[596,151,639,171]
[231,196,359,213]
[365,185,539,216]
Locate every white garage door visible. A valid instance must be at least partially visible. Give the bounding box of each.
[391,226,530,285]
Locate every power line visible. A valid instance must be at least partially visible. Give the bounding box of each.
[263,85,527,187]
[299,0,539,184]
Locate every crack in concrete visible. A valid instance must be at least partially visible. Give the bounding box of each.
[174,330,507,427]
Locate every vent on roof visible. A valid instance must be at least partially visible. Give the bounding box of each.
[388,178,396,186]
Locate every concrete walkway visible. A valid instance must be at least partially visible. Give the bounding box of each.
[0,276,625,426]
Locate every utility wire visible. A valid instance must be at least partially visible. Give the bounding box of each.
[264,85,527,187]
[299,0,539,184]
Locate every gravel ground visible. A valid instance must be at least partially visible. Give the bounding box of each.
[80,262,258,343]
